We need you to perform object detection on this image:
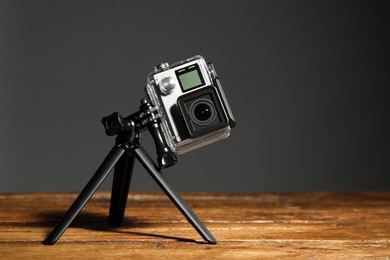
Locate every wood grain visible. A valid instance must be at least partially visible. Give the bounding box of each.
[0,192,389,259]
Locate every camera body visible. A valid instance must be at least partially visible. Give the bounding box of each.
[145,55,235,154]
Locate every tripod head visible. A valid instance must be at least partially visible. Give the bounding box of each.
[102,99,177,169]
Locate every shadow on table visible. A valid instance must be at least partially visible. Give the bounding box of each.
[39,211,205,244]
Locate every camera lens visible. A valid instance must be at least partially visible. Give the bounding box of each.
[188,98,217,126]
[194,103,212,121]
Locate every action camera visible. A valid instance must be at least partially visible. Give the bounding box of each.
[145,55,235,154]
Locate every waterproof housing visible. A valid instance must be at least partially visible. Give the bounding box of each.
[145,55,235,154]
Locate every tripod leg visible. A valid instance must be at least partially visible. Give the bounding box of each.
[108,151,135,226]
[43,146,125,245]
[134,147,217,244]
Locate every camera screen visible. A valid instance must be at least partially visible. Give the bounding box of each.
[176,64,205,92]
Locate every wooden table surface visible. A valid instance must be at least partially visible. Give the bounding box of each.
[0,192,389,259]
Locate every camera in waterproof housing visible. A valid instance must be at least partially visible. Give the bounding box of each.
[145,55,235,155]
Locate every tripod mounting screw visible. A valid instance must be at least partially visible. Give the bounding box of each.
[102,112,131,136]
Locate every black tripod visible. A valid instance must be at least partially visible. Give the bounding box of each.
[43,99,216,245]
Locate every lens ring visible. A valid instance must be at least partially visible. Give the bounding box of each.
[188,98,217,126]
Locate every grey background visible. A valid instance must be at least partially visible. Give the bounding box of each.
[1,1,389,193]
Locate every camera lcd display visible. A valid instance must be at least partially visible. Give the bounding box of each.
[176,64,205,92]
[179,70,202,91]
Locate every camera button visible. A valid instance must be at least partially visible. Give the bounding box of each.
[159,77,176,95]
[154,62,169,72]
